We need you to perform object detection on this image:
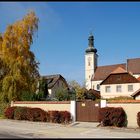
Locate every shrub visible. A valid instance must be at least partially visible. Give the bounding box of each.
[14,107,28,120]
[99,107,127,127]
[55,88,70,101]
[106,96,134,101]
[47,111,71,124]
[4,106,16,119]
[30,108,47,122]
[14,107,47,122]
[26,107,34,121]
[59,111,71,124]
[5,106,47,122]
[137,112,140,127]
[4,106,72,124]
[0,102,10,118]
[46,111,50,122]
[48,111,60,123]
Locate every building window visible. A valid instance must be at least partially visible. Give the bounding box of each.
[105,86,111,93]
[116,85,122,92]
[97,84,100,90]
[128,85,133,92]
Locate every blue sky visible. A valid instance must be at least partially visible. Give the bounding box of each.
[0,2,140,85]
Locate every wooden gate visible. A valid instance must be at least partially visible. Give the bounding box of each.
[76,100,100,122]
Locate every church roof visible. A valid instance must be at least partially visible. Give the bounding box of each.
[127,58,140,74]
[92,63,126,81]
[92,58,140,81]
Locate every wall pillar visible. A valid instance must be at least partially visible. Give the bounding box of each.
[100,99,107,108]
[11,101,14,107]
[70,101,76,122]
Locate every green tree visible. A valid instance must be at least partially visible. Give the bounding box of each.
[55,87,71,101]
[0,11,39,102]
[68,80,87,100]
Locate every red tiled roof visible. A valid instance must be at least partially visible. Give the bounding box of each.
[100,72,140,85]
[92,63,126,81]
[127,58,140,74]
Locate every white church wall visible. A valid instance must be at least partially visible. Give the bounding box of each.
[85,53,98,90]
[91,80,102,90]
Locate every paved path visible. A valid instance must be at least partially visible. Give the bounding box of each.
[0,119,140,138]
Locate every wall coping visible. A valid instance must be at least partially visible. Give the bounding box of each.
[13,101,71,104]
[107,100,140,103]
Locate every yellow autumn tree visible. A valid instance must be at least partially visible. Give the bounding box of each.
[0,11,40,102]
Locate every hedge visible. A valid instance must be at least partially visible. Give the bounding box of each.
[4,106,71,124]
[99,107,127,127]
[137,112,140,127]
[4,106,16,119]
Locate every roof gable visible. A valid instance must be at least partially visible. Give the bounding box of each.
[111,67,127,74]
[100,72,140,85]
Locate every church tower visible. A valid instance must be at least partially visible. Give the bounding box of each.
[85,33,98,90]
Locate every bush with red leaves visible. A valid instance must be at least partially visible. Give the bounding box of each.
[99,107,127,127]
[59,111,71,124]
[137,112,140,127]
[48,111,60,123]
[4,106,16,119]
[14,107,29,120]
[29,108,47,122]
[4,106,72,124]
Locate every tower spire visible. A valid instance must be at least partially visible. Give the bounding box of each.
[88,32,94,48]
[85,32,97,53]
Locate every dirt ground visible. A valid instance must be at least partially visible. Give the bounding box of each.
[0,119,140,138]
